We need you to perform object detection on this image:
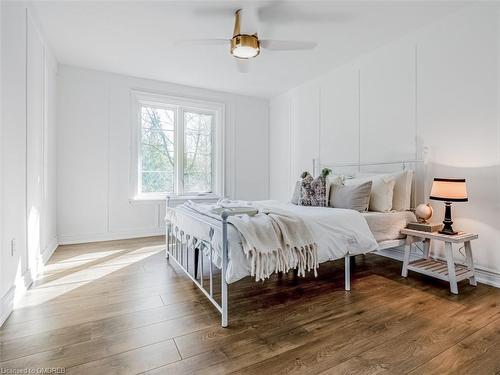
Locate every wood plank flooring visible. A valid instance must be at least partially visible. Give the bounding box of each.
[1,236,499,374]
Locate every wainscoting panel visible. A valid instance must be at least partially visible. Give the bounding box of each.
[359,42,417,164]
[290,80,320,179]
[319,63,360,167]
[269,92,293,200]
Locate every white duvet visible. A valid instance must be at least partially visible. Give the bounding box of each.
[169,200,378,283]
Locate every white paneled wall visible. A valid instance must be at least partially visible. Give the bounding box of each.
[290,80,320,179]
[320,63,360,166]
[269,4,500,286]
[359,42,416,164]
[1,3,58,325]
[57,66,269,244]
[0,0,3,322]
[269,92,292,200]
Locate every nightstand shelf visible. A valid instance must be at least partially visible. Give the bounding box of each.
[400,228,478,294]
[407,258,474,283]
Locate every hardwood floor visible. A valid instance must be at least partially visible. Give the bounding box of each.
[1,236,499,374]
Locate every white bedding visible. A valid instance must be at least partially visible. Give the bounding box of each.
[362,210,416,242]
[168,200,378,283]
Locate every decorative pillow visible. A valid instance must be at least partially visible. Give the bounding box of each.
[345,174,396,212]
[326,174,344,200]
[298,169,331,207]
[355,170,413,211]
[329,181,372,212]
[298,172,315,206]
[310,175,327,207]
[389,170,413,211]
[290,180,301,205]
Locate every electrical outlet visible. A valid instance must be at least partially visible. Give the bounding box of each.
[11,238,16,256]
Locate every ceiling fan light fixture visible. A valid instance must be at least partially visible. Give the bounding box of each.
[231,34,260,59]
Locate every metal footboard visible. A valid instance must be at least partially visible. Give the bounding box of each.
[165,197,229,327]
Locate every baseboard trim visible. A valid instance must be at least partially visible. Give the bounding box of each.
[41,237,59,265]
[59,227,165,245]
[0,285,15,327]
[0,267,34,327]
[1,238,58,328]
[376,247,500,288]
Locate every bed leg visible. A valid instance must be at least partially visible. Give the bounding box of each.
[221,210,229,328]
[165,196,170,260]
[165,223,171,260]
[345,255,351,291]
[194,247,199,279]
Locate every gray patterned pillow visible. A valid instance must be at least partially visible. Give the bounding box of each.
[298,172,315,206]
[298,169,331,207]
[310,175,328,207]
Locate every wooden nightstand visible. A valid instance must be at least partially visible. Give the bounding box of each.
[400,228,479,294]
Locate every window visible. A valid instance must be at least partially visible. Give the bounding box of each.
[131,91,223,200]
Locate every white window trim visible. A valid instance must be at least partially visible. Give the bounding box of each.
[129,90,225,202]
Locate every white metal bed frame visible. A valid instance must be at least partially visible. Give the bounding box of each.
[165,159,424,327]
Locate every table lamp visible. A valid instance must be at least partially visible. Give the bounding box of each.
[429,178,468,235]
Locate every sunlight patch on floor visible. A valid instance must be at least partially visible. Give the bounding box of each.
[14,245,165,308]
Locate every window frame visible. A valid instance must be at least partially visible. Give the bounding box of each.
[130,90,224,202]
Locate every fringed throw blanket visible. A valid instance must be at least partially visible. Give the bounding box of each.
[185,200,319,281]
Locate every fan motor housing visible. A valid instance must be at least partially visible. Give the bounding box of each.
[231,34,260,59]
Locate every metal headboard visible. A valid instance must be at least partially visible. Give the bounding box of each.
[316,158,425,209]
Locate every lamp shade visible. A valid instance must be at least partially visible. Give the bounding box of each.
[429,178,468,202]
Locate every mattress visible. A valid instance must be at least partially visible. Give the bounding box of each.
[362,210,416,242]
[168,200,379,283]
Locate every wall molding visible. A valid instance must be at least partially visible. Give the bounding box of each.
[59,227,165,245]
[377,247,500,288]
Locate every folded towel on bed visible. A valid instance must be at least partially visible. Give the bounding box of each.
[185,200,318,281]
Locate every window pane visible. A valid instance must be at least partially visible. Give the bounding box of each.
[140,106,175,193]
[183,111,213,193]
[141,106,175,131]
[141,172,173,193]
[141,129,174,171]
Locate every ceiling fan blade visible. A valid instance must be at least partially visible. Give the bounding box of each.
[175,39,229,47]
[260,40,317,51]
[235,58,250,73]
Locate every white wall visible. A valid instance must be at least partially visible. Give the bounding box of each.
[1,2,58,326]
[0,0,4,324]
[57,66,269,244]
[269,4,500,286]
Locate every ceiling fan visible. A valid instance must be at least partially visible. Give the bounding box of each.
[177,9,318,73]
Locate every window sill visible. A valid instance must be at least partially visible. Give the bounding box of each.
[129,194,220,205]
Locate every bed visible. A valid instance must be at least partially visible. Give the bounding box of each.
[165,160,423,327]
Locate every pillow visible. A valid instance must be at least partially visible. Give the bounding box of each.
[389,170,413,211]
[310,174,328,207]
[290,180,301,205]
[355,170,413,211]
[329,181,372,212]
[326,174,344,199]
[298,172,315,206]
[345,174,396,212]
[297,169,331,207]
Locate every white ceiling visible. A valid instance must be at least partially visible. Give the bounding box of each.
[33,1,468,98]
